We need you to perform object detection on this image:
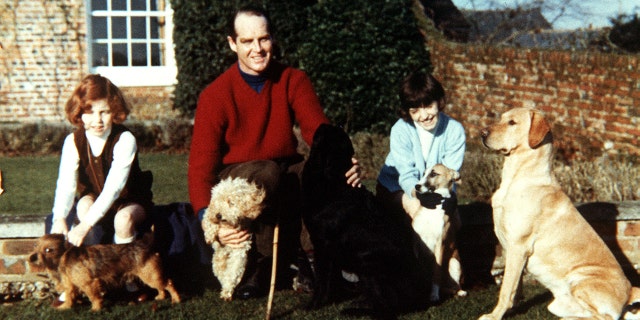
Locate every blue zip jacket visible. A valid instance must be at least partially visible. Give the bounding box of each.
[377,113,466,195]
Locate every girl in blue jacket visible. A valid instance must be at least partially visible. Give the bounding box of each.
[376,71,466,217]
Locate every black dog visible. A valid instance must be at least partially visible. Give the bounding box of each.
[301,124,433,319]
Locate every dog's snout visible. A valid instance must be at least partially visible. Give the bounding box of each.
[480,128,490,138]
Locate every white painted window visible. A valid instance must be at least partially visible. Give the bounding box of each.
[87,0,176,86]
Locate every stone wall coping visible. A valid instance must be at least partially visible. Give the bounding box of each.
[0,215,46,238]
[457,201,640,225]
[1,201,639,238]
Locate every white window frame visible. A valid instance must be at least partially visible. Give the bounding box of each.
[86,0,177,87]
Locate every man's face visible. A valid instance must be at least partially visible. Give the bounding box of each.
[228,13,273,75]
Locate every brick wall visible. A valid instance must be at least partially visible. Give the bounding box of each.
[0,0,177,123]
[0,215,49,299]
[427,37,640,159]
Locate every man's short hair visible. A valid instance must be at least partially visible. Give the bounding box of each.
[228,4,272,40]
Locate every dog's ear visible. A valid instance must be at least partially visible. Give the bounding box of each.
[528,110,551,148]
[451,170,461,183]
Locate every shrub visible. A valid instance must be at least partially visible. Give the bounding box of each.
[298,0,430,133]
[609,14,640,53]
[0,120,193,156]
[457,143,640,203]
[0,123,71,156]
[170,0,238,118]
[170,0,430,133]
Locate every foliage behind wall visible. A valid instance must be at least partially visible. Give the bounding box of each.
[170,0,430,133]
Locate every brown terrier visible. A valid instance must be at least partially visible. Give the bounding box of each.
[29,233,181,311]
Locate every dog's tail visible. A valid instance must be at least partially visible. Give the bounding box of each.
[623,287,640,319]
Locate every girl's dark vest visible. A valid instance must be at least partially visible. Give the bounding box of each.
[74,124,153,210]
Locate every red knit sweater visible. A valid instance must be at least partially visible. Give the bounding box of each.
[188,62,329,212]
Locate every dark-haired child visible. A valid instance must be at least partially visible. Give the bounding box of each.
[376,71,465,218]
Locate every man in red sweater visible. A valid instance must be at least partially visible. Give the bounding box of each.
[188,5,360,299]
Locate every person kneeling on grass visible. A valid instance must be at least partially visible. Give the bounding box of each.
[49,74,153,305]
[188,5,361,300]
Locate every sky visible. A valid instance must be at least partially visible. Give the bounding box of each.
[451,0,640,30]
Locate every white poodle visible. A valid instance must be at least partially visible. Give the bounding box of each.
[201,177,266,301]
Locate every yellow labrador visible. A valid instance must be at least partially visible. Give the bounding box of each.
[479,107,640,320]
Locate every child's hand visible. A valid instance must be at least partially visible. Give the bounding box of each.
[402,193,422,219]
[68,221,92,246]
[50,218,69,236]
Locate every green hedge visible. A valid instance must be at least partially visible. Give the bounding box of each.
[170,0,430,133]
[0,120,192,156]
[299,0,429,132]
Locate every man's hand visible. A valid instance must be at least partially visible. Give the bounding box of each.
[345,157,362,188]
[217,224,251,248]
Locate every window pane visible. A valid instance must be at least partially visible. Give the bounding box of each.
[91,16,107,39]
[132,43,147,66]
[150,16,160,39]
[112,0,127,11]
[131,17,146,39]
[91,0,106,11]
[131,0,146,11]
[111,17,127,39]
[112,44,129,66]
[89,0,173,74]
[92,43,108,67]
[151,43,161,66]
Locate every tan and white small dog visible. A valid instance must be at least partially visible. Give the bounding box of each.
[410,164,466,302]
[201,177,266,301]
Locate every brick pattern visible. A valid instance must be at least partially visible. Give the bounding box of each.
[427,39,640,159]
[0,1,86,122]
[0,1,177,123]
[0,238,41,276]
[0,238,53,300]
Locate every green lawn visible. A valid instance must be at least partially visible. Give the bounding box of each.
[0,282,557,319]
[0,153,189,215]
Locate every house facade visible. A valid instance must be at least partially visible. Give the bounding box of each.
[0,0,178,123]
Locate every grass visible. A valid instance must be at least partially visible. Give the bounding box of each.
[0,153,190,215]
[0,282,558,319]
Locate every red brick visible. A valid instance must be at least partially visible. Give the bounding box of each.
[0,258,27,275]
[2,239,37,256]
[623,222,640,237]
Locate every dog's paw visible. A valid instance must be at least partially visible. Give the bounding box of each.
[456,290,468,297]
[220,289,233,302]
[478,314,499,320]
